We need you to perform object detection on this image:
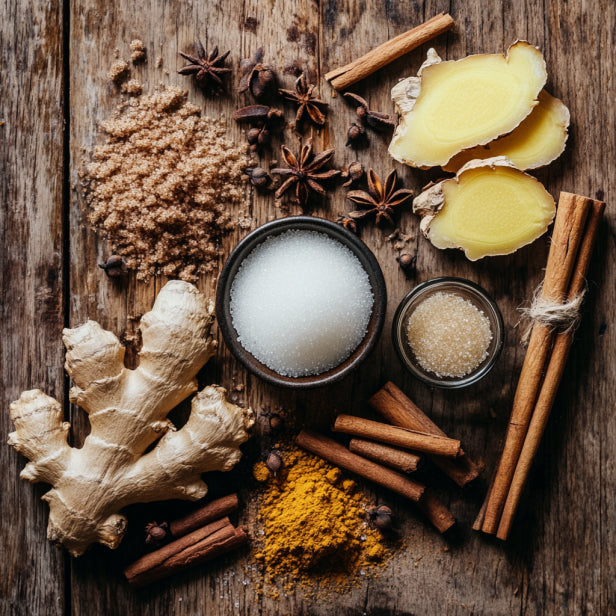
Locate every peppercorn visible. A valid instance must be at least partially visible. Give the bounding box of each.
[99,255,127,278]
[269,414,284,431]
[397,253,415,272]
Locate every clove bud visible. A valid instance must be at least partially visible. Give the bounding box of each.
[99,255,127,278]
[336,214,358,234]
[234,105,284,152]
[397,253,415,271]
[144,521,169,544]
[238,48,278,101]
[345,123,367,148]
[368,505,393,530]
[341,161,364,187]
[245,166,273,190]
[343,92,396,133]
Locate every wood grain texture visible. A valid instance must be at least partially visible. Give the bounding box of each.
[1,0,614,615]
[0,0,67,615]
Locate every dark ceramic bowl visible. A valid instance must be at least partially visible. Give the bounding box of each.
[216,216,387,389]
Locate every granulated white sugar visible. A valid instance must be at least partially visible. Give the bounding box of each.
[230,230,374,377]
[406,291,492,378]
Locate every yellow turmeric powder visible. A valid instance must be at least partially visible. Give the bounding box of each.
[254,446,391,591]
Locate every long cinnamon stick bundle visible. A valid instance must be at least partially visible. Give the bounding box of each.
[349,439,422,473]
[480,192,596,536]
[369,382,481,487]
[493,198,605,540]
[296,430,455,533]
[325,13,454,90]
[334,414,461,458]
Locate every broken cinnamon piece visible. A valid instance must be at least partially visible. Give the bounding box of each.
[349,438,422,473]
[416,488,456,534]
[168,494,239,539]
[369,382,481,487]
[325,13,454,90]
[334,414,461,458]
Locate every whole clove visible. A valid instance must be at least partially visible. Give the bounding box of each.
[336,214,358,234]
[99,255,127,278]
[239,48,277,100]
[368,505,393,530]
[145,521,169,544]
[345,122,367,148]
[233,105,284,151]
[341,161,364,187]
[343,92,396,133]
[245,166,273,190]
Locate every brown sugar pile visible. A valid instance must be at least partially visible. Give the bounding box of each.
[253,446,392,594]
[86,85,252,281]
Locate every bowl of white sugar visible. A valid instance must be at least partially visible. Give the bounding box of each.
[216,217,387,388]
[392,277,504,388]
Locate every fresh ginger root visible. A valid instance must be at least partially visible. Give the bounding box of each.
[413,157,556,260]
[389,42,548,168]
[8,280,254,556]
[443,90,570,172]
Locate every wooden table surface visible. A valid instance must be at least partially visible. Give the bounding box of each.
[1,0,614,614]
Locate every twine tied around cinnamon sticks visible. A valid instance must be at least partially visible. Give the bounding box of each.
[519,283,586,345]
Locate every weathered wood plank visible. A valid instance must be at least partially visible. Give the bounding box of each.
[0,0,66,615]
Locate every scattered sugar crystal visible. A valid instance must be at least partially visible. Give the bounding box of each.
[406,291,492,378]
[230,230,374,377]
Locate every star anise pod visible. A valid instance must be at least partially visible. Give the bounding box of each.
[178,42,231,94]
[279,74,328,128]
[347,169,413,227]
[271,140,340,210]
[239,48,277,100]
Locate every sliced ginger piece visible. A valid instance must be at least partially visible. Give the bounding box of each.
[444,90,570,172]
[413,157,555,260]
[389,41,547,168]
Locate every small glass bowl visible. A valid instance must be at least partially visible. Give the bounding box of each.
[392,277,504,389]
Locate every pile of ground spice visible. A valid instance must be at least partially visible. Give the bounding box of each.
[252,446,391,594]
[86,85,252,281]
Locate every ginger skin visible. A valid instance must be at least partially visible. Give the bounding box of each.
[8,280,254,556]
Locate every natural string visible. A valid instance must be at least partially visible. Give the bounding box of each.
[518,283,587,345]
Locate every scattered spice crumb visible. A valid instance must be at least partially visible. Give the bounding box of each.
[130,39,146,63]
[155,56,163,68]
[121,79,143,96]
[107,60,130,83]
[85,85,252,281]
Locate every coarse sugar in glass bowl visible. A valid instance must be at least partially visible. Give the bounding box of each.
[392,277,504,389]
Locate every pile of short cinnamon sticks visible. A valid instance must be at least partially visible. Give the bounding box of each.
[297,381,481,534]
[476,192,605,540]
[124,494,247,587]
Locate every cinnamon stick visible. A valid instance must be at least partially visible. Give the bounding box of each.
[369,382,481,486]
[296,429,424,503]
[349,438,422,473]
[496,199,605,540]
[481,192,592,535]
[334,414,461,458]
[169,493,239,538]
[125,520,247,587]
[297,430,455,533]
[325,13,455,90]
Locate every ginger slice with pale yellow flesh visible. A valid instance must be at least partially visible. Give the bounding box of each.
[444,90,570,172]
[389,41,547,168]
[413,157,555,260]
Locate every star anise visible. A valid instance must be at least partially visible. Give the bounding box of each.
[347,169,413,227]
[279,74,328,128]
[271,140,340,210]
[178,42,231,94]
